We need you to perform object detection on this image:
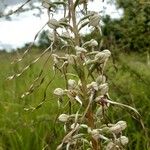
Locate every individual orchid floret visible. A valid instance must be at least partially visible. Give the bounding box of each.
[96,75,106,84]
[89,13,101,27]
[65,89,82,105]
[48,19,61,30]
[116,136,129,146]
[82,39,98,48]
[58,114,70,122]
[70,123,80,129]
[110,121,127,134]
[65,54,77,64]
[53,88,64,96]
[68,79,77,89]
[75,46,87,55]
[99,83,109,95]
[94,49,111,63]
[87,81,99,91]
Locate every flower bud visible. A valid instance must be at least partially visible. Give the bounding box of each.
[53,88,64,96]
[58,114,69,122]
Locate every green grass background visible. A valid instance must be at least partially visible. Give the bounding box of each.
[0,51,149,150]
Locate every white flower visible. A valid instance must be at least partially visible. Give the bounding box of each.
[99,83,109,95]
[70,123,80,129]
[117,136,129,145]
[53,88,64,96]
[61,32,71,39]
[89,39,98,47]
[116,121,127,131]
[75,46,87,54]
[94,50,111,63]
[110,121,127,134]
[68,79,77,89]
[58,114,70,122]
[87,82,99,91]
[65,54,77,64]
[82,39,98,47]
[96,75,106,84]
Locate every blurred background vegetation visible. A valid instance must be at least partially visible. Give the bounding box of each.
[0,0,150,149]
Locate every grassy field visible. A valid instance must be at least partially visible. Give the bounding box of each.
[0,51,149,150]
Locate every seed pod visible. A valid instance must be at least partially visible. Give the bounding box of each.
[58,114,70,122]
